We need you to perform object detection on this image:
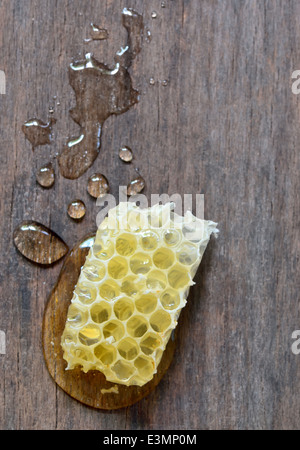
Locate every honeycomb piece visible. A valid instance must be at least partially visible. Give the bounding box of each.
[61,202,218,386]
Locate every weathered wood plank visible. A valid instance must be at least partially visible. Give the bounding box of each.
[0,0,300,430]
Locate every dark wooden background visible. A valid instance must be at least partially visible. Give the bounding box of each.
[1,0,300,430]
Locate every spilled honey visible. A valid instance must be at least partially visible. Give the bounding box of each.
[36,162,55,188]
[22,118,56,150]
[13,221,68,265]
[58,8,144,179]
[42,234,176,409]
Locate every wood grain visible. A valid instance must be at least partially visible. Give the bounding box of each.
[0,0,300,429]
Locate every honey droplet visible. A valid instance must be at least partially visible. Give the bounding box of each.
[13,221,68,265]
[36,162,55,188]
[162,79,169,86]
[161,1,166,7]
[151,11,157,19]
[67,200,86,220]
[127,176,145,196]
[22,118,56,149]
[90,24,109,40]
[145,28,152,43]
[87,173,109,198]
[119,146,133,162]
[149,78,155,85]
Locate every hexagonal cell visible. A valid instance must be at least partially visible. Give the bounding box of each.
[108,256,128,279]
[127,375,146,386]
[135,293,157,314]
[82,260,106,282]
[130,252,152,274]
[126,210,147,232]
[90,301,112,324]
[134,356,155,378]
[71,346,94,362]
[153,247,175,269]
[150,309,172,333]
[120,275,145,297]
[155,348,163,365]
[168,264,190,289]
[78,324,102,346]
[62,326,78,345]
[190,261,200,278]
[147,209,170,229]
[127,315,149,338]
[114,298,135,321]
[140,230,159,251]
[182,222,204,242]
[176,242,198,265]
[112,360,136,381]
[93,238,114,260]
[163,228,181,246]
[75,282,97,305]
[116,233,137,256]
[103,320,125,342]
[164,328,173,342]
[146,270,167,292]
[117,338,139,360]
[66,304,89,328]
[140,332,162,355]
[99,279,121,301]
[94,343,117,365]
[160,288,180,311]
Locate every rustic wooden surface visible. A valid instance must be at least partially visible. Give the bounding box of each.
[0,0,300,430]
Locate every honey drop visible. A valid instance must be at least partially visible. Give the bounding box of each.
[127,176,145,196]
[119,146,133,162]
[67,200,86,220]
[13,221,68,265]
[36,162,55,188]
[87,173,109,198]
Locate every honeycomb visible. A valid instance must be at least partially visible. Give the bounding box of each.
[61,202,218,386]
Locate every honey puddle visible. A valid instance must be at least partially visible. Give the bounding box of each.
[58,8,144,179]
[42,235,176,409]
